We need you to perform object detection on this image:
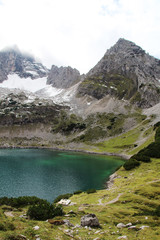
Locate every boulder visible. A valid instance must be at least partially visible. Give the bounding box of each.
[81,214,100,227]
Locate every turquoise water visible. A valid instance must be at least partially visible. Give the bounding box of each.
[0,149,124,202]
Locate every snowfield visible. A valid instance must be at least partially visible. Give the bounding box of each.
[0,74,48,92]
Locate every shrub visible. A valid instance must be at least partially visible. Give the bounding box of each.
[0,222,15,231]
[4,234,25,240]
[155,205,160,217]
[74,190,83,195]
[27,202,63,221]
[139,142,160,158]
[86,189,96,194]
[0,223,7,231]
[53,193,73,203]
[123,159,140,170]
[0,196,47,208]
[130,154,151,162]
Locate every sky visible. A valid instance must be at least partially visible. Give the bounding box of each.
[0,0,160,74]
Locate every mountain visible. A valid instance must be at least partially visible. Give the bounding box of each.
[47,65,81,88]
[0,39,160,151]
[0,48,48,82]
[77,38,160,108]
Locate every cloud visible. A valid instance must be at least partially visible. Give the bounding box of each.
[0,0,160,74]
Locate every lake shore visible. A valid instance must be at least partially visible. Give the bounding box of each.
[0,145,130,160]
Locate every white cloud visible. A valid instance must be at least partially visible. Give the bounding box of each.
[0,0,160,74]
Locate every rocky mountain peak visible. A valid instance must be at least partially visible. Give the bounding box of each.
[47,65,81,88]
[78,38,160,108]
[107,38,145,56]
[0,48,48,83]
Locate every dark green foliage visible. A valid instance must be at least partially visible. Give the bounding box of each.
[74,190,83,195]
[153,121,160,130]
[139,142,160,158]
[155,126,160,142]
[132,125,160,159]
[0,222,15,231]
[4,234,27,240]
[0,196,47,208]
[123,159,140,170]
[0,223,7,231]
[53,193,73,203]
[86,189,96,194]
[52,111,86,134]
[155,205,160,217]
[130,154,151,162]
[27,202,63,221]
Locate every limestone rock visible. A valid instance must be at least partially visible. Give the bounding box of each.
[58,199,71,206]
[77,38,160,108]
[81,213,100,227]
[47,65,81,88]
[117,223,127,228]
[0,48,48,83]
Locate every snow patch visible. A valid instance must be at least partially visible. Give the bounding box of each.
[0,74,47,92]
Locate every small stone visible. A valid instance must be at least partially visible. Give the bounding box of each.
[68,210,76,215]
[126,223,132,227]
[140,225,149,230]
[95,230,100,234]
[33,226,40,230]
[117,236,128,239]
[145,217,148,220]
[63,219,74,227]
[117,223,126,228]
[128,226,139,231]
[17,235,27,240]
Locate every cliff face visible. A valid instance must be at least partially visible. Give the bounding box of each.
[47,65,81,88]
[0,49,48,82]
[77,39,160,108]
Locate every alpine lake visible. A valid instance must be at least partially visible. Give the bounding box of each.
[0,149,124,202]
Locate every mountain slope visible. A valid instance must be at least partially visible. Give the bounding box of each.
[77,38,160,108]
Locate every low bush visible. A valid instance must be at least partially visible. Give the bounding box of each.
[86,189,96,194]
[130,154,151,162]
[0,196,47,208]
[123,159,140,170]
[53,193,73,203]
[0,222,15,231]
[27,202,63,221]
[139,142,160,158]
[155,205,160,217]
[0,223,7,231]
[74,190,83,195]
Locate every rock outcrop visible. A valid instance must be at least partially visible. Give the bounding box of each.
[0,48,48,82]
[81,214,100,227]
[77,38,160,108]
[47,65,81,88]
